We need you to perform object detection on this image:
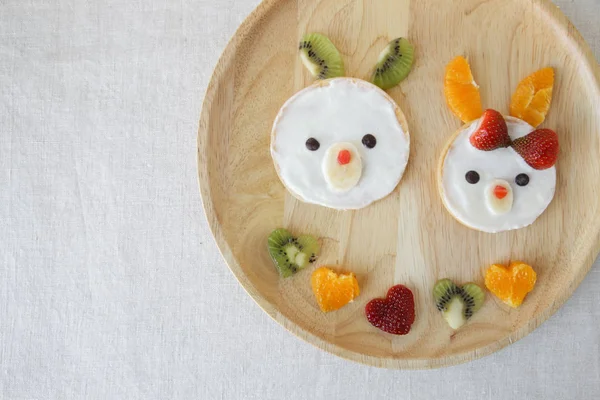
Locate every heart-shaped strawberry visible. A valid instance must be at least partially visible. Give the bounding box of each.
[484,261,537,308]
[365,285,415,335]
[470,109,511,151]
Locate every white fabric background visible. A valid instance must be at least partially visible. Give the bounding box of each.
[0,0,598,399]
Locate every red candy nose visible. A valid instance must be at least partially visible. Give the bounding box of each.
[337,149,351,165]
[494,185,508,199]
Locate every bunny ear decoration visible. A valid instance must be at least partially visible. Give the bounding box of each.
[444,56,484,122]
[370,38,415,90]
[298,33,416,90]
[509,67,555,128]
[299,33,345,80]
[443,57,555,128]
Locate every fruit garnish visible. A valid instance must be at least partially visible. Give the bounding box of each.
[494,185,508,199]
[485,179,513,215]
[484,261,537,308]
[299,33,345,80]
[337,149,351,165]
[311,267,360,312]
[433,279,485,329]
[510,67,554,128]
[371,38,415,90]
[365,285,415,335]
[267,228,319,278]
[469,109,511,151]
[511,128,559,170]
[323,142,362,192]
[444,56,483,122]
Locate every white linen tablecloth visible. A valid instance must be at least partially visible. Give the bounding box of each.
[0,0,598,399]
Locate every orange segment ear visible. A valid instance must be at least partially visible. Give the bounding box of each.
[509,67,554,128]
[444,56,483,122]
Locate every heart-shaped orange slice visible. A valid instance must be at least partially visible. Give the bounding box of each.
[484,261,537,308]
[311,267,359,312]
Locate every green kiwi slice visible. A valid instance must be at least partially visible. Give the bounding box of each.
[267,228,320,278]
[299,33,345,80]
[461,283,485,317]
[371,38,415,90]
[433,279,485,329]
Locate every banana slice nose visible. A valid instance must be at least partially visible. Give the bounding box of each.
[485,179,513,215]
[322,142,362,192]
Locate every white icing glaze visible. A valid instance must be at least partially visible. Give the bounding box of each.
[441,117,556,233]
[271,78,409,209]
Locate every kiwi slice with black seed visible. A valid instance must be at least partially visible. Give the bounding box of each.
[371,38,415,90]
[433,279,485,329]
[267,228,320,278]
[299,33,345,80]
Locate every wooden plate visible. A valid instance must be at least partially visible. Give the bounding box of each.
[198,0,600,369]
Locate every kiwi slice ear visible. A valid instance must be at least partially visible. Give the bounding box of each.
[267,228,320,278]
[299,33,345,80]
[371,38,415,90]
[433,279,485,329]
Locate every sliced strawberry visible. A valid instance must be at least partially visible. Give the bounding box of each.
[469,109,511,151]
[511,128,559,170]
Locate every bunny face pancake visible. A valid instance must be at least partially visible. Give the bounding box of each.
[439,116,556,233]
[271,78,410,210]
[440,58,559,233]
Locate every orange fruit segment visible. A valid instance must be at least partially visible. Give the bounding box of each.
[509,67,554,127]
[484,265,513,301]
[510,261,537,306]
[444,56,483,122]
[484,261,537,308]
[311,266,360,312]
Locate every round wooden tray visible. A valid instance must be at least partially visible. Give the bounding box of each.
[198,0,600,369]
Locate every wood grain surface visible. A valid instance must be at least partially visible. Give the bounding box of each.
[198,0,600,369]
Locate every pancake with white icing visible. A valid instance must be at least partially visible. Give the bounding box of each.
[438,116,556,233]
[271,78,410,210]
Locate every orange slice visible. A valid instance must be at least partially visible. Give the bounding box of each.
[484,261,537,308]
[510,67,554,128]
[444,56,483,122]
[311,266,359,312]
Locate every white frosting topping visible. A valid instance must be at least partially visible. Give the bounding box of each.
[441,117,556,233]
[271,78,409,209]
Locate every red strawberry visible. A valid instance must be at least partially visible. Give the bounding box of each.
[511,128,559,170]
[365,285,415,335]
[469,109,511,151]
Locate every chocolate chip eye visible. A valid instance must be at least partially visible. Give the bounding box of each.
[515,173,530,186]
[362,134,377,149]
[305,137,320,151]
[465,170,480,184]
